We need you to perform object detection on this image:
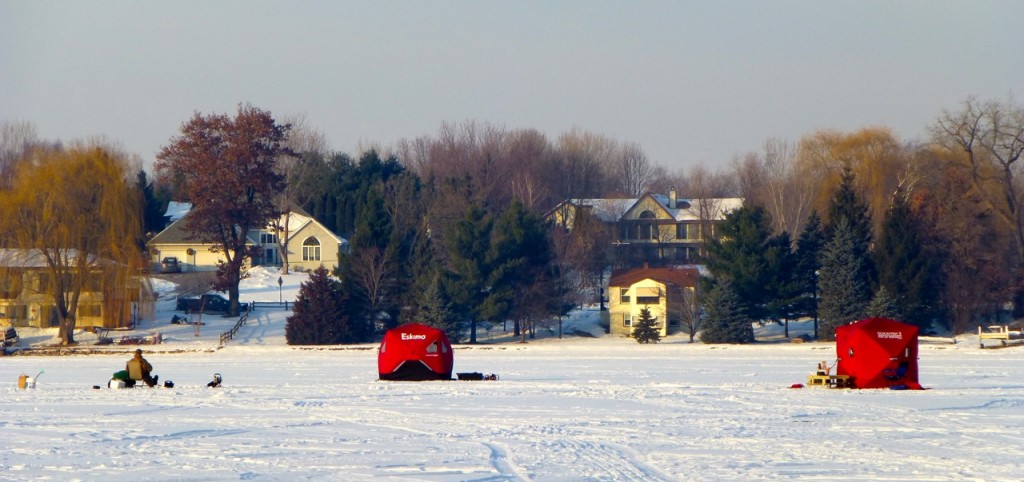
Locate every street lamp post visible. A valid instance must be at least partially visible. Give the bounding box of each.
[277,276,283,305]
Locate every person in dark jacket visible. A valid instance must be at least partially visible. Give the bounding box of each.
[127,349,159,387]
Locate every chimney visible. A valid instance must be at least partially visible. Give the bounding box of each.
[643,261,649,270]
[669,190,677,209]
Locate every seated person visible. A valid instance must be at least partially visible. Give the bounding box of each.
[127,349,159,387]
[816,360,830,376]
[207,373,222,388]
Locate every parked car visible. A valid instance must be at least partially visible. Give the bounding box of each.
[160,257,181,273]
[176,294,248,314]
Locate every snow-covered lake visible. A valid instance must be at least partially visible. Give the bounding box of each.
[3,267,1023,481]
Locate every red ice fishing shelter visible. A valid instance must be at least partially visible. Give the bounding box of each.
[835,317,921,389]
[378,323,454,381]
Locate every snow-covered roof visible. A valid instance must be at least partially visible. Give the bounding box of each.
[648,195,744,222]
[165,201,191,222]
[568,198,637,222]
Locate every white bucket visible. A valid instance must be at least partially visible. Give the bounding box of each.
[20,376,35,389]
[110,379,126,389]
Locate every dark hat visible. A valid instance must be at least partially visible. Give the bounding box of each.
[135,349,143,355]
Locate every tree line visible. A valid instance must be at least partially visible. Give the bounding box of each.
[1,95,1021,344]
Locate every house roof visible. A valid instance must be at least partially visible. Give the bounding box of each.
[0,248,107,268]
[608,266,699,289]
[149,209,346,247]
[553,198,637,223]
[147,216,252,245]
[642,194,743,222]
[165,201,191,222]
[553,194,742,223]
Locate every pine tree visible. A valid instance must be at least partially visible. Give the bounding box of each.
[818,218,872,340]
[285,266,348,344]
[703,205,775,322]
[418,272,462,342]
[444,206,494,343]
[794,211,826,329]
[482,200,554,339]
[866,285,900,319]
[825,167,875,286]
[873,192,938,327]
[632,306,661,344]
[700,279,754,344]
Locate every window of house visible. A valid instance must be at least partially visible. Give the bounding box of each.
[302,237,321,261]
[265,248,276,264]
[639,211,658,240]
[78,304,102,318]
[635,286,659,305]
[620,288,630,303]
[260,233,278,245]
[11,305,27,321]
[623,314,632,327]
[35,273,50,292]
[676,223,699,240]
[0,275,20,299]
[427,341,438,353]
[669,318,680,327]
[621,224,634,240]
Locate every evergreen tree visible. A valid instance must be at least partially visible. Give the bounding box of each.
[818,218,872,340]
[700,279,754,344]
[444,205,494,343]
[136,170,170,236]
[827,167,873,245]
[873,192,939,327]
[705,204,798,329]
[632,306,661,344]
[417,272,462,342]
[825,167,875,286]
[285,266,349,344]
[481,201,554,339]
[866,285,900,319]
[794,212,826,336]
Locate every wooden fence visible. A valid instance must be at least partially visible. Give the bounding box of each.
[218,302,293,347]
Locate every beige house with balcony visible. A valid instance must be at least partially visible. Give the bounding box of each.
[607,264,699,338]
[548,191,742,266]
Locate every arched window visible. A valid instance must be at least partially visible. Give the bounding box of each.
[639,210,657,240]
[302,237,321,261]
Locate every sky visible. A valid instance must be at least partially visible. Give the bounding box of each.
[2,1,1022,173]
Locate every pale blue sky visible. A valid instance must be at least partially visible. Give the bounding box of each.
[2,1,1021,172]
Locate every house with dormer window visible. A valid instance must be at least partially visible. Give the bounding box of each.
[148,205,347,273]
[547,191,742,266]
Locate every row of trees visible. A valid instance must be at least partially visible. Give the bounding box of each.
[2,94,1022,344]
[699,168,937,342]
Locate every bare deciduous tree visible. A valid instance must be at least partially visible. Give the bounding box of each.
[612,142,654,197]
[349,246,394,331]
[931,96,1024,265]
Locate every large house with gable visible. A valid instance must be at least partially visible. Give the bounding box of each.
[548,190,743,266]
[148,204,348,273]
